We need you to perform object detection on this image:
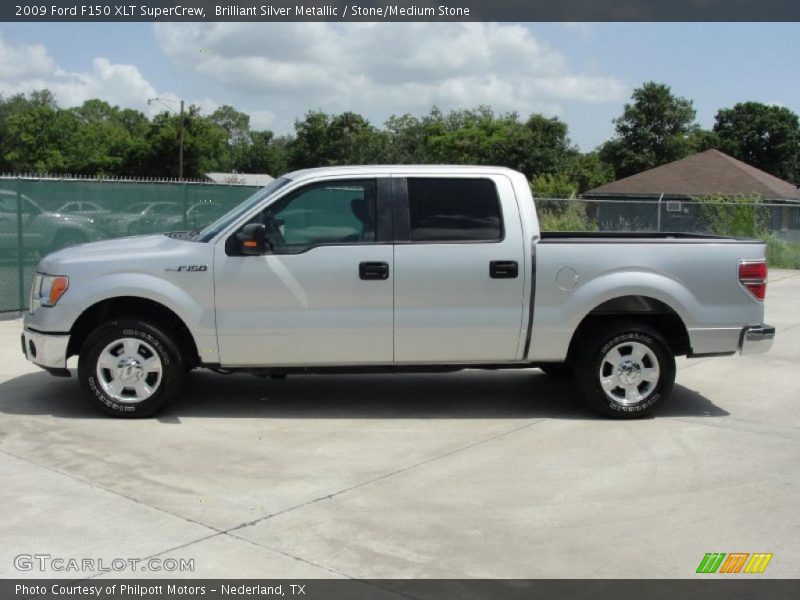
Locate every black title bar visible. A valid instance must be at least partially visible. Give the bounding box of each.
[4,579,800,600]
[4,0,800,22]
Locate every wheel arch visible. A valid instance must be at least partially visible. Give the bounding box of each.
[67,296,200,366]
[565,295,691,364]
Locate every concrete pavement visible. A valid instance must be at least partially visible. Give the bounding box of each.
[1,270,798,579]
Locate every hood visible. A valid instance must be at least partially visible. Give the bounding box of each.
[38,234,192,273]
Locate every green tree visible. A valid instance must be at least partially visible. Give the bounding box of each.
[65,99,149,176]
[530,173,576,199]
[233,130,289,176]
[1,90,78,173]
[568,152,614,193]
[288,111,388,170]
[383,106,578,179]
[600,82,700,178]
[145,106,228,178]
[713,102,800,183]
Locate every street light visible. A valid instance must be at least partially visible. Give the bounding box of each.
[147,97,185,181]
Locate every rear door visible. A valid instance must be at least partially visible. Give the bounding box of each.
[393,175,526,363]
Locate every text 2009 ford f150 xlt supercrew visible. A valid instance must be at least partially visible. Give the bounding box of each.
[21,166,775,418]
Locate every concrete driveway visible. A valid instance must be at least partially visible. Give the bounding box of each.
[1,270,798,579]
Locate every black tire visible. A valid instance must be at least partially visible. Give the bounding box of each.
[78,318,186,418]
[574,321,675,419]
[539,363,573,380]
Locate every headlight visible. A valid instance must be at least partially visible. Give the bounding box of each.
[29,274,69,311]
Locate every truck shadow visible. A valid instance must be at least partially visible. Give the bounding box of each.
[0,369,728,420]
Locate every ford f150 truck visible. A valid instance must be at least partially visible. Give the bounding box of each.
[21,166,775,418]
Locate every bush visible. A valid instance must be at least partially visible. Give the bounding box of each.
[695,194,766,238]
[538,203,598,232]
[764,233,800,269]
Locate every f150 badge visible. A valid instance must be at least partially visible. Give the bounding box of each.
[165,265,208,272]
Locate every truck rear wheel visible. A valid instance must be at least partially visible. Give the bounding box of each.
[574,321,675,418]
[78,318,185,417]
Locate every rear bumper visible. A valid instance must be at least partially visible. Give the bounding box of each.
[739,325,775,356]
[21,328,70,370]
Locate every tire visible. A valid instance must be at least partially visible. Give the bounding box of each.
[574,321,675,419]
[539,363,573,380]
[78,318,186,418]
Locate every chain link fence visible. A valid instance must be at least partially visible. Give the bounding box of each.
[2,179,799,313]
[537,195,800,268]
[1,175,260,312]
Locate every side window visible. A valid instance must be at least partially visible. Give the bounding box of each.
[255,179,377,253]
[407,178,502,242]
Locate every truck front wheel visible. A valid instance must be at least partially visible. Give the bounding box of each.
[574,321,675,418]
[78,318,186,417]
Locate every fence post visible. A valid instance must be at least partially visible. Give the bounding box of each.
[656,193,663,232]
[15,178,25,311]
[182,182,189,230]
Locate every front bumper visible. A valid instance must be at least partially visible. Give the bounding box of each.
[21,328,70,370]
[739,325,775,356]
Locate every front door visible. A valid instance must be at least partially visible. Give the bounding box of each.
[214,178,394,366]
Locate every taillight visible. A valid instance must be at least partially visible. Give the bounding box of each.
[739,260,767,301]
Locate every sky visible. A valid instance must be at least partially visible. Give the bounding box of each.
[0,22,798,151]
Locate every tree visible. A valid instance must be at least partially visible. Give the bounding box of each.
[568,152,614,193]
[1,90,78,173]
[145,106,228,178]
[233,130,288,176]
[383,106,578,180]
[65,99,148,175]
[600,82,700,178]
[713,102,800,183]
[288,111,388,170]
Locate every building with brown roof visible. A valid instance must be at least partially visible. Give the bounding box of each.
[585,149,800,201]
[582,149,800,236]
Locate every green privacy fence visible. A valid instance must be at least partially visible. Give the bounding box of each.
[0,175,260,312]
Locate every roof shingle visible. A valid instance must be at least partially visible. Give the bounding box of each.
[584,149,800,201]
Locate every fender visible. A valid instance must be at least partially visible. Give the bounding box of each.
[530,268,696,362]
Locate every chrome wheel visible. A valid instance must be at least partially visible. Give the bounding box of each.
[96,338,163,403]
[598,341,660,406]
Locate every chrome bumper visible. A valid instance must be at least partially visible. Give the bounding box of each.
[739,325,775,356]
[21,328,70,369]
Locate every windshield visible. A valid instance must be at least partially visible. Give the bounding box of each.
[197,177,291,242]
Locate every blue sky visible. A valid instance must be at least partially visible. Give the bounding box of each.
[0,22,797,150]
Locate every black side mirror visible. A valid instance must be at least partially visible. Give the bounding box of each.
[236,223,267,255]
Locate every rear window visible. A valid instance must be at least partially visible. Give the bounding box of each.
[407,178,502,242]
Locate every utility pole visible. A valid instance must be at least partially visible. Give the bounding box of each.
[148,97,185,180]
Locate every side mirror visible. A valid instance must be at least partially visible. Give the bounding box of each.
[236,223,267,255]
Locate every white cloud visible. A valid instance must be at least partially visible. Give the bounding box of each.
[0,33,171,114]
[0,35,55,81]
[1,24,627,142]
[154,22,627,130]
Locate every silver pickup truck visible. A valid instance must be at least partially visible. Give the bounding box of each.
[21,166,774,418]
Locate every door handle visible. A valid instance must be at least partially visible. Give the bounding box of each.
[359,261,390,280]
[490,260,519,279]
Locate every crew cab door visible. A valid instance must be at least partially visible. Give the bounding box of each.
[393,176,526,362]
[214,178,394,366]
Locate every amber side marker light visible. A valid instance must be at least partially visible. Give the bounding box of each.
[739,260,767,301]
[48,276,69,306]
